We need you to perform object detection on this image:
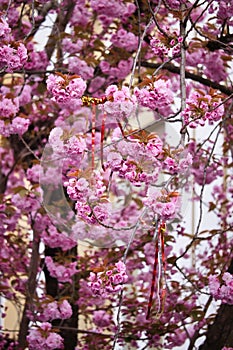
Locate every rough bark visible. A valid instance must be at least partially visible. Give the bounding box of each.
[18,230,40,349]
[44,246,79,350]
[199,259,233,350]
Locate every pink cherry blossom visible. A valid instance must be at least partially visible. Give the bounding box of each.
[88,261,128,296]
[111,28,138,52]
[27,323,64,350]
[93,310,111,327]
[47,74,86,104]
[209,273,233,304]
[134,79,174,116]
[45,256,77,283]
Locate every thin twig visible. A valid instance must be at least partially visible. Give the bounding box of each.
[129,0,162,89]
[180,2,187,145]
[129,17,154,89]
[175,124,223,263]
[19,136,41,161]
[146,0,169,38]
[4,0,12,18]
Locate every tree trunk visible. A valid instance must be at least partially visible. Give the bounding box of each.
[18,230,40,349]
[199,259,233,350]
[54,303,79,350]
[44,246,79,350]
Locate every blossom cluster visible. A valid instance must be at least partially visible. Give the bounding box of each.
[209,0,233,26]
[188,141,223,185]
[150,33,182,59]
[209,272,233,304]
[182,91,224,128]
[204,50,228,82]
[25,41,48,71]
[38,299,73,322]
[186,47,227,83]
[88,261,128,296]
[99,58,133,80]
[0,17,27,72]
[103,84,137,120]
[46,73,86,105]
[68,57,94,80]
[105,130,164,186]
[70,0,91,27]
[0,90,19,118]
[1,1,232,349]
[134,78,174,116]
[62,37,83,54]
[90,0,136,26]
[162,151,193,175]
[144,188,180,221]
[65,170,109,225]
[45,256,77,284]
[56,114,192,233]
[27,322,64,350]
[0,333,18,350]
[93,310,111,328]
[70,0,136,35]
[0,84,30,137]
[41,226,77,251]
[111,28,138,52]
[0,115,30,137]
[211,180,233,226]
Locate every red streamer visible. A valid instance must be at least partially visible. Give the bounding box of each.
[101,112,107,170]
[146,221,166,320]
[91,103,96,171]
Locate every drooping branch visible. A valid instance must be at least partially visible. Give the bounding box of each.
[45,0,76,61]
[180,3,187,113]
[24,1,55,40]
[141,61,233,96]
[180,2,187,146]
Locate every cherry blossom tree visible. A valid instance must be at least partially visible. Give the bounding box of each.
[0,1,233,350]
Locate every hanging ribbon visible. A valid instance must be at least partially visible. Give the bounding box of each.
[100,112,107,170]
[91,103,96,171]
[146,220,166,320]
[82,95,109,170]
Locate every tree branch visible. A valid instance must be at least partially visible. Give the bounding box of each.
[45,0,76,61]
[141,61,233,96]
[24,1,55,41]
